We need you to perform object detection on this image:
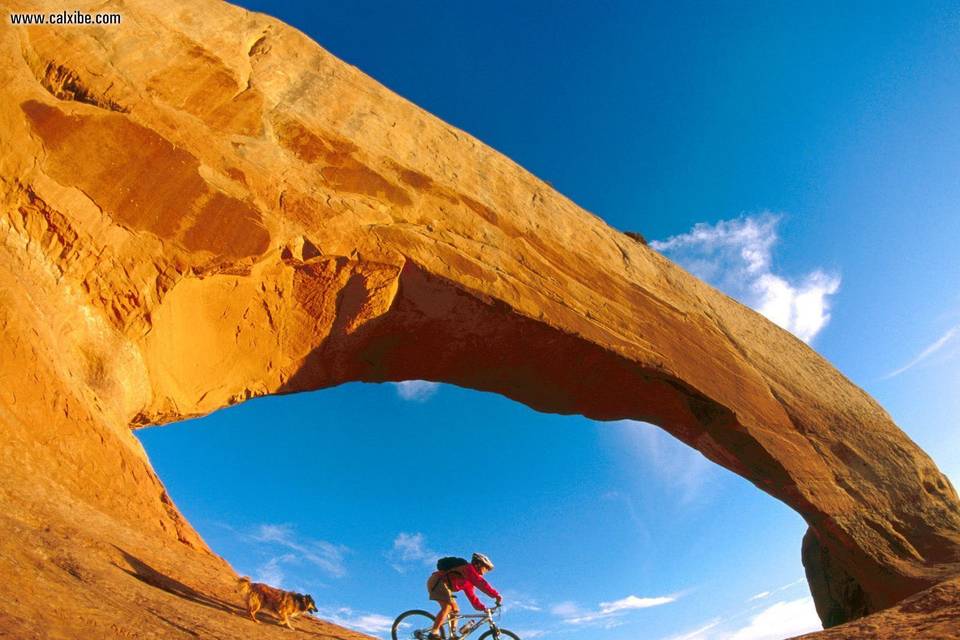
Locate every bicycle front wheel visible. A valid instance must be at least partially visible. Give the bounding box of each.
[478,628,521,640]
[392,609,445,640]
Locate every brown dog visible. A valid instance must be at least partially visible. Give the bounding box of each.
[238,576,318,630]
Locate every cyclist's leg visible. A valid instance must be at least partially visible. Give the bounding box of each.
[427,573,447,635]
[427,572,457,636]
[448,598,460,637]
[430,602,452,635]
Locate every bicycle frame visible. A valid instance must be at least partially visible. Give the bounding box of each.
[446,605,502,640]
[396,605,512,640]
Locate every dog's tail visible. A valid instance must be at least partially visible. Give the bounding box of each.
[238,576,252,595]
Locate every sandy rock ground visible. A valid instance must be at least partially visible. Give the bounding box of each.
[794,577,960,640]
[0,473,373,640]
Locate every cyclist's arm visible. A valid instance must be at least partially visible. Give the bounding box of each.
[461,583,486,611]
[464,565,501,601]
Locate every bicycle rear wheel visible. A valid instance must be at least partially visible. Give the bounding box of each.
[392,609,447,640]
[478,628,520,640]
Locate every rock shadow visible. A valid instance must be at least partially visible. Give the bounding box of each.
[112,546,237,615]
[112,548,330,633]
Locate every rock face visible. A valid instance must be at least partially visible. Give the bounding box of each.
[1,0,959,636]
[794,577,960,640]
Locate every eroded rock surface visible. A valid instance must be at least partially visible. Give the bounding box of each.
[1,0,959,637]
[794,576,960,640]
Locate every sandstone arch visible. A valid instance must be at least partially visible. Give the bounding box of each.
[1,0,959,636]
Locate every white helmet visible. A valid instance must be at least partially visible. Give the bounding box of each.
[472,552,494,570]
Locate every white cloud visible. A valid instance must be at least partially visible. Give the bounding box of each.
[254,553,296,587]
[386,532,440,573]
[600,595,677,613]
[616,420,715,504]
[601,490,649,534]
[550,601,581,617]
[651,214,841,343]
[554,593,677,626]
[254,524,294,543]
[317,606,394,636]
[727,597,821,640]
[664,597,820,640]
[515,630,547,639]
[664,619,723,640]
[561,610,625,625]
[501,591,543,613]
[884,324,960,379]
[251,523,349,578]
[394,380,440,401]
[746,577,805,603]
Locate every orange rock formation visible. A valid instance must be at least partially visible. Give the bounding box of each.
[1,0,959,637]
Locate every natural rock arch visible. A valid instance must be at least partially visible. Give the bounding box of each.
[1,0,959,636]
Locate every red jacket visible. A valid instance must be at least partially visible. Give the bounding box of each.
[437,564,501,611]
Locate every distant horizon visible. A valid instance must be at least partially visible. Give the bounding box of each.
[141,2,960,639]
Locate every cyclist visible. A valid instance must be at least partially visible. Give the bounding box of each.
[426,553,502,639]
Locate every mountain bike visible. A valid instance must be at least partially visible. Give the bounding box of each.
[391,604,520,640]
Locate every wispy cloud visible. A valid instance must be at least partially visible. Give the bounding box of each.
[884,324,960,379]
[601,490,651,537]
[394,380,440,402]
[251,524,349,580]
[746,578,805,603]
[386,532,440,573]
[601,595,677,613]
[727,597,820,640]
[551,601,580,617]
[664,619,723,640]
[651,213,840,343]
[317,606,394,636]
[615,420,715,504]
[663,596,820,640]
[501,591,543,613]
[553,593,677,626]
[254,553,296,586]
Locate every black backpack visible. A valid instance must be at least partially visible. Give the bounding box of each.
[437,556,468,572]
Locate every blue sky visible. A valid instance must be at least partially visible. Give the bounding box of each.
[138,2,960,639]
